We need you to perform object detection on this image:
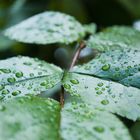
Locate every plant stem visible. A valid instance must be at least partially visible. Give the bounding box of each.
[60,41,86,107]
[69,41,86,70]
[60,86,64,107]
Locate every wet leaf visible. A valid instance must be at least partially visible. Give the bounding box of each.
[73,48,140,89]
[87,26,140,51]
[0,97,61,140]
[61,102,132,140]
[62,72,140,120]
[0,56,63,101]
[4,11,85,45]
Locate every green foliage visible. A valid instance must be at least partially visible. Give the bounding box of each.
[87,26,140,51]
[61,102,132,140]
[62,72,140,120]
[1,11,140,139]
[0,56,63,101]
[73,48,140,88]
[0,97,61,140]
[4,11,85,45]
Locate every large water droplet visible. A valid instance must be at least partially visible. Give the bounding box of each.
[12,90,21,96]
[7,77,16,83]
[70,79,79,84]
[102,64,110,71]
[2,89,9,95]
[15,71,23,78]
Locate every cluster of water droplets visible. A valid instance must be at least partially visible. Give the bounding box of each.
[63,72,140,120]
[73,48,140,89]
[87,26,140,51]
[0,56,62,101]
[61,102,131,140]
[5,11,85,45]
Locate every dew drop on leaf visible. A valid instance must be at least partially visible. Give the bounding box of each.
[94,126,105,133]
[2,89,10,95]
[15,72,23,78]
[0,69,11,73]
[101,100,109,105]
[12,90,21,96]
[70,79,79,84]
[101,64,110,71]
[7,77,16,83]
[63,84,71,89]
[97,82,104,87]
[0,85,5,91]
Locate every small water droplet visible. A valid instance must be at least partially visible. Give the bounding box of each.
[94,126,104,133]
[97,82,103,87]
[0,85,5,91]
[63,84,71,89]
[101,100,109,105]
[96,91,102,95]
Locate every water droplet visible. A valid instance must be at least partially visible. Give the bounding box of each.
[101,100,109,105]
[23,62,32,66]
[12,90,21,96]
[2,89,9,95]
[7,77,16,83]
[15,72,23,78]
[70,79,79,84]
[102,64,110,71]
[63,84,71,89]
[94,126,104,133]
[0,85,5,91]
[29,73,34,77]
[40,81,47,86]
[0,96,4,100]
[97,82,103,87]
[0,69,11,73]
[96,91,103,95]
[95,87,99,90]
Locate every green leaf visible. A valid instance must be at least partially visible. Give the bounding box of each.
[73,48,140,89]
[87,26,140,51]
[0,97,61,140]
[62,72,140,120]
[4,11,85,45]
[84,23,97,35]
[0,56,63,101]
[61,102,132,140]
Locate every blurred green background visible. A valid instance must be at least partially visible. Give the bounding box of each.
[1,0,140,65]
